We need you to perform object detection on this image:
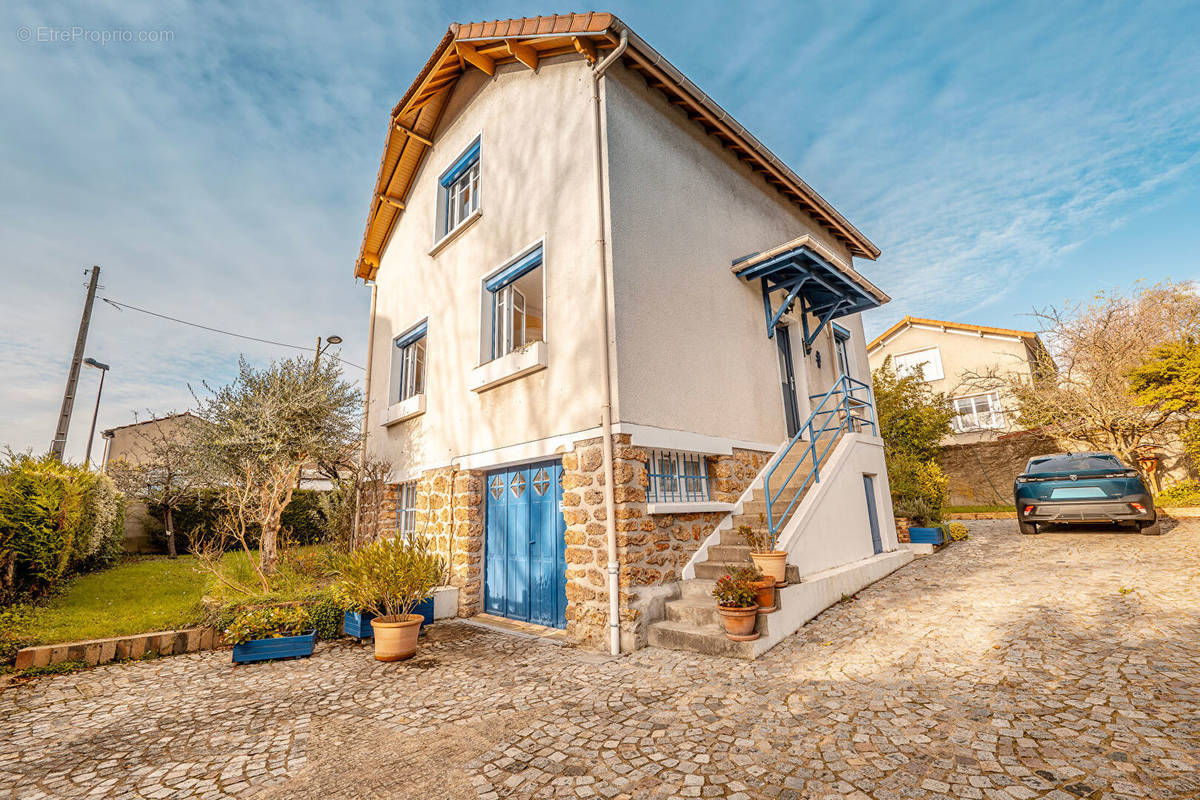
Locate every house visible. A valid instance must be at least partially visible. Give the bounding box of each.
[354,13,911,657]
[867,316,1052,443]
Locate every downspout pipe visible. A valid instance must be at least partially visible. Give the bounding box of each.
[354,279,379,544]
[592,29,628,656]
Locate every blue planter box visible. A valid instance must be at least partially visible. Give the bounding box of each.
[343,599,436,640]
[907,526,946,545]
[231,630,316,664]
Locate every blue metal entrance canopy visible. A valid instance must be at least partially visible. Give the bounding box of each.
[732,238,887,352]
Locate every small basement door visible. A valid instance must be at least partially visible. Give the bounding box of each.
[484,459,567,628]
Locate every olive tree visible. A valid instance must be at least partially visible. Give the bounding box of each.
[191,355,360,578]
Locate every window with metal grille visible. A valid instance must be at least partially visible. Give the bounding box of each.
[438,138,480,238]
[646,449,711,503]
[395,481,418,535]
[951,391,1005,432]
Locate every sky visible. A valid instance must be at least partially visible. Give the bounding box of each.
[1,0,1198,464]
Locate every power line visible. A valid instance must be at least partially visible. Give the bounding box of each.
[101,297,365,370]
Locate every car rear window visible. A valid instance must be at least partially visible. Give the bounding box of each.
[1026,455,1123,473]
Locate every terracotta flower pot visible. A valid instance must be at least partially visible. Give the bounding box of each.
[716,604,760,641]
[751,551,788,587]
[753,578,777,613]
[371,614,423,662]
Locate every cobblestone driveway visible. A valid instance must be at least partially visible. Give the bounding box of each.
[3,519,1199,800]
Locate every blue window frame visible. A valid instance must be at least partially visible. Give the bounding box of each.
[439,138,480,237]
[394,321,427,401]
[487,245,544,361]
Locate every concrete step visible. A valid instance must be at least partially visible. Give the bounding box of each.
[647,620,756,659]
[664,597,720,627]
[694,560,753,579]
[705,544,751,562]
[679,578,717,599]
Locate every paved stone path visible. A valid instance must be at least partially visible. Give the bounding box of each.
[3,519,1199,800]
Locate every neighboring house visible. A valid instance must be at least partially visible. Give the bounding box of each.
[867,316,1052,443]
[355,13,911,657]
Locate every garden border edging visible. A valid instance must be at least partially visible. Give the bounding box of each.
[13,626,224,670]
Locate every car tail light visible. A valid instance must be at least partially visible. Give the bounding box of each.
[1023,505,1035,514]
[1129,502,1145,513]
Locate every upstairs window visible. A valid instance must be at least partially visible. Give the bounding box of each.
[952,392,1004,432]
[486,245,544,361]
[393,322,427,402]
[893,346,944,381]
[833,324,852,377]
[438,138,480,238]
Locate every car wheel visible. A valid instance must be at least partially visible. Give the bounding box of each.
[1018,520,1038,535]
[1139,519,1162,536]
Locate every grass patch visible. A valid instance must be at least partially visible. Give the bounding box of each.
[2,545,342,658]
[946,504,1013,513]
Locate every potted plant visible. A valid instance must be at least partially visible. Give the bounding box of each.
[711,571,760,641]
[897,499,944,545]
[226,606,316,664]
[732,565,776,613]
[334,532,445,662]
[738,523,788,587]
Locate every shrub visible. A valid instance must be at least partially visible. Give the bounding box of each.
[711,572,757,608]
[309,594,344,640]
[224,605,312,645]
[946,522,970,541]
[149,489,328,554]
[1158,480,1200,507]
[0,604,34,663]
[889,454,949,524]
[0,452,125,601]
[333,533,445,619]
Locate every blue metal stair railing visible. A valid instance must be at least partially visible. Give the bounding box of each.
[762,375,878,545]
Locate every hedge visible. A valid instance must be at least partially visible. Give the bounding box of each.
[149,488,327,553]
[0,453,125,602]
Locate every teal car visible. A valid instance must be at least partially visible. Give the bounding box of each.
[1014,452,1159,535]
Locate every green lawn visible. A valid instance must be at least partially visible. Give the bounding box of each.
[13,557,208,646]
[4,546,338,652]
[946,504,1013,513]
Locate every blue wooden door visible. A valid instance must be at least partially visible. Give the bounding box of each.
[863,475,883,554]
[484,460,567,628]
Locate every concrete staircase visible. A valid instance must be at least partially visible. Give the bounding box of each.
[647,430,842,659]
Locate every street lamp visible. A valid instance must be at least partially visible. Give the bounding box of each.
[313,334,343,372]
[82,357,110,469]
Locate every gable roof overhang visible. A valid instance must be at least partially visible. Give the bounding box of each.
[353,13,880,280]
[732,234,889,351]
[866,316,1044,354]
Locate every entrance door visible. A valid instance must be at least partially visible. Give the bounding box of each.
[863,475,883,554]
[776,325,802,438]
[484,459,567,628]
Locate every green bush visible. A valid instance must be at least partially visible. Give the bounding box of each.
[1158,480,1200,507]
[333,533,445,619]
[888,453,949,525]
[0,452,125,601]
[150,489,328,554]
[309,594,344,640]
[224,605,312,645]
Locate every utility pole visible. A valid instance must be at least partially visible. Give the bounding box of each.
[50,266,100,460]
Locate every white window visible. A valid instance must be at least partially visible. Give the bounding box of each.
[952,392,1005,432]
[833,325,852,377]
[893,346,944,381]
[437,138,480,238]
[485,245,544,361]
[395,482,418,535]
[393,323,427,402]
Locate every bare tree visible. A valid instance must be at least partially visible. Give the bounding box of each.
[106,412,202,558]
[964,281,1200,472]
[191,355,360,577]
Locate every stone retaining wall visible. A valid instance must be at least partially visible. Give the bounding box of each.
[14,627,221,671]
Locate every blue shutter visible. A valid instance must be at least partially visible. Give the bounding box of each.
[439,139,480,187]
[395,320,427,348]
[485,246,543,292]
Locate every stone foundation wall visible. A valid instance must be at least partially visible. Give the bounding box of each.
[562,435,768,650]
